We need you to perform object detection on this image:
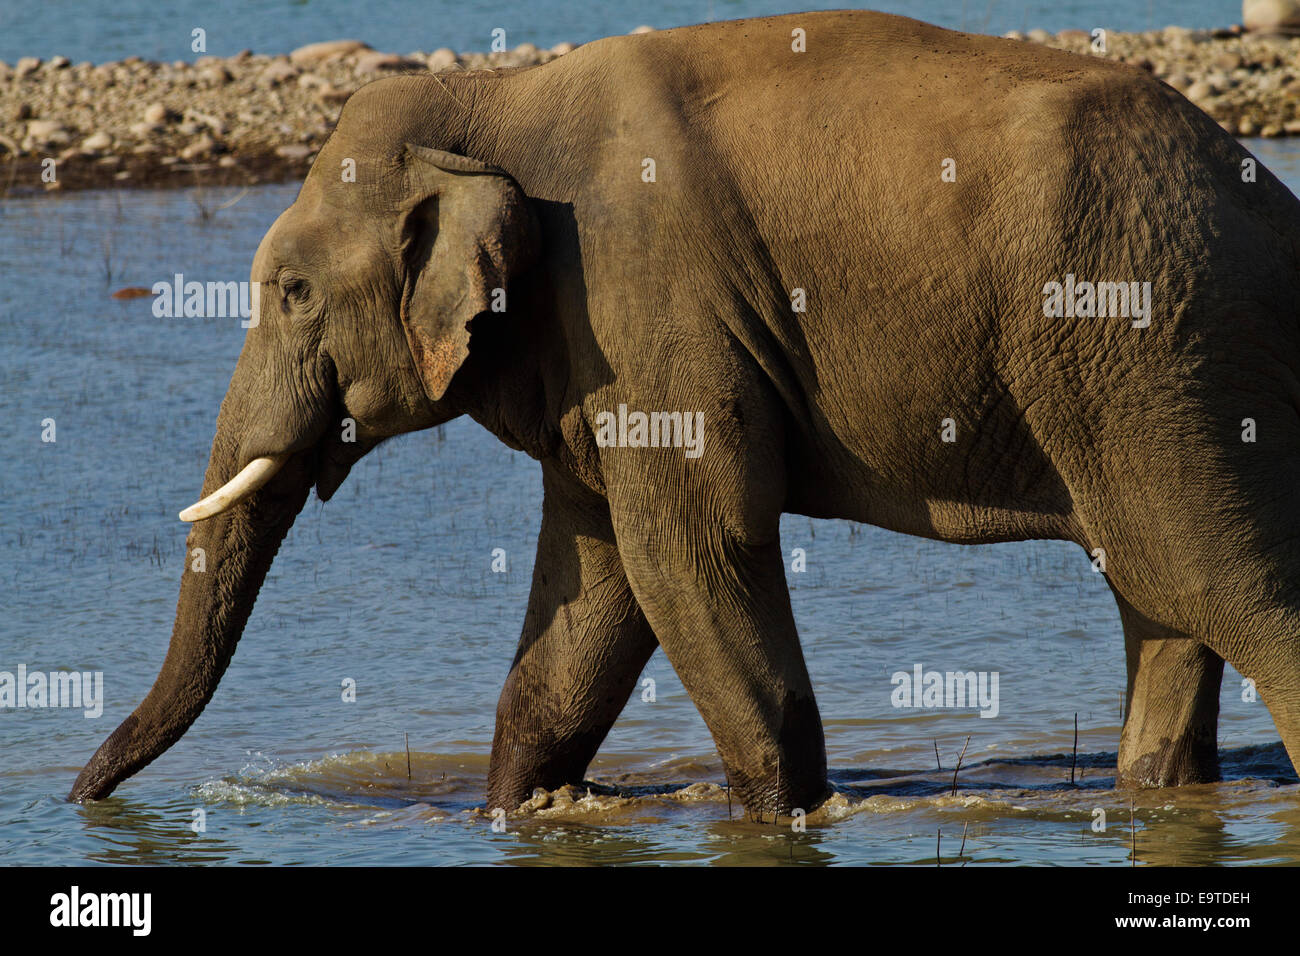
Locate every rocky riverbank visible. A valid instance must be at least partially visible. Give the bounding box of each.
[1,24,1298,195]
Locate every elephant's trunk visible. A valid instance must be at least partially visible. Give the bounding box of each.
[68,416,315,802]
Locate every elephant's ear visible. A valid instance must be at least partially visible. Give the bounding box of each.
[398,144,539,402]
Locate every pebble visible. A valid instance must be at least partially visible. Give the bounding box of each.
[81,131,112,151]
[1244,0,1300,33]
[142,103,177,124]
[427,48,458,71]
[261,60,300,85]
[274,143,313,160]
[26,119,71,144]
[289,40,371,67]
[179,134,220,160]
[352,51,424,74]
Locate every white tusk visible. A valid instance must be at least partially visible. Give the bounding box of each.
[179,454,290,522]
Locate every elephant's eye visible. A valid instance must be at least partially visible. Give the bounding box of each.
[281,277,310,306]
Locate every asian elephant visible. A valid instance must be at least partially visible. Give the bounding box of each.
[73,9,1298,814]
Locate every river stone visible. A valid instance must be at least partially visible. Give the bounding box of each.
[275,143,313,160]
[551,41,576,55]
[179,135,220,160]
[81,132,113,151]
[261,60,299,85]
[629,25,655,34]
[1185,79,1218,100]
[143,103,178,124]
[26,120,72,145]
[15,56,41,78]
[289,40,371,66]
[314,83,352,105]
[427,48,458,71]
[199,64,233,85]
[1244,0,1300,34]
[353,51,425,74]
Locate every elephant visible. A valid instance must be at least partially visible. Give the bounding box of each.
[71,9,1297,814]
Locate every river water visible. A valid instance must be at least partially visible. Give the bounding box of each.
[1,136,1298,866]
[0,0,1257,64]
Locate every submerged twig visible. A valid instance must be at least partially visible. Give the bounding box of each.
[950,735,971,796]
[1070,712,1078,784]
[1131,796,1137,867]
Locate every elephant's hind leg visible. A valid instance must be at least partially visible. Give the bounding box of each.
[485,463,659,812]
[1113,590,1222,787]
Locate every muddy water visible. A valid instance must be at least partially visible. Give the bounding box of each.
[3,141,1300,866]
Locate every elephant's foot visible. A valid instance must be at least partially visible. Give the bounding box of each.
[1114,591,1223,788]
[722,751,833,822]
[1117,733,1220,789]
[485,728,608,811]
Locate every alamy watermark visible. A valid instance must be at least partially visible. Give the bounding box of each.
[0,665,103,717]
[50,886,150,936]
[1042,274,1152,328]
[151,273,260,327]
[890,663,999,718]
[594,404,704,458]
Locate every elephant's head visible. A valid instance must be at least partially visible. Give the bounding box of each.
[70,89,539,801]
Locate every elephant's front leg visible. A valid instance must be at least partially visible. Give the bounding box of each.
[1113,591,1222,787]
[486,464,658,812]
[603,396,829,819]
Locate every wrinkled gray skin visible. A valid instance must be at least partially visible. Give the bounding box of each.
[73,10,1299,814]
